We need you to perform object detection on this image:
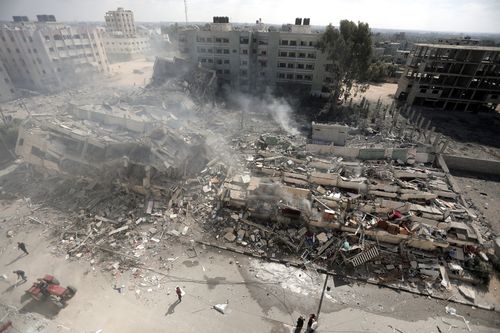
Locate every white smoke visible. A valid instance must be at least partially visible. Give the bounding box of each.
[229,89,300,136]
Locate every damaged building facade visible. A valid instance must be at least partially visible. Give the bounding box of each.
[0,15,109,94]
[149,56,217,102]
[178,17,331,95]
[396,43,500,111]
[103,7,151,63]
[15,103,209,196]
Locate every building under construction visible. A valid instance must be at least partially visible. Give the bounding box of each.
[396,43,500,112]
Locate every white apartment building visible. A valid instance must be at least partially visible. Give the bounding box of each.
[0,16,109,93]
[178,17,331,95]
[104,7,136,38]
[0,59,16,102]
[103,8,151,62]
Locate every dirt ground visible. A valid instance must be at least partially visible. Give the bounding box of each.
[0,198,499,333]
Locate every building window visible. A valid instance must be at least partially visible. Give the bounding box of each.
[290,40,297,46]
[208,59,213,63]
[298,53,306,58]
[242,49,248,55]
[289,52,296,57]
[287,63,294,68]
[241,60,247,65]
[240,70,247,76]
[279,51,287,57]
[208,48,213,53]
[260,50,267,56]
[207,38,213,42]
[223,49,229,54]
[223,38,229,43]
[215,38,222,43]
[307,53,315,59]
[240,38,249,44]
[306,64,314,70]
[224,69,230,74]
[281,40,289,46]
[304,75,312,81]
[224,59,230,64]
[296,74,303,80]
[286,73,293,79]
[297,64,305,69]
[279,63,286,68]
[278,73,285,79]
[216,59,222,65]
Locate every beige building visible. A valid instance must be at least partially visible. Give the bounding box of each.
[0,16,109,93]
[104,7,136,38]
[0,59,16,102]
[178,17,331,95]
[396,43,500,112]
[103,36,150,62]
[103,8,150,62]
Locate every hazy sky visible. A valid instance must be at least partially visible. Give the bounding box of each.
[1,0,499,33]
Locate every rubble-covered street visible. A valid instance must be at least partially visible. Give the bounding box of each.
[0,55,498,332]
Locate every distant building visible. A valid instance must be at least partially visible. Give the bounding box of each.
[0,16,109,94]
[396,43,500,111]
[178,17,331,95]
[0,59,16,102]
[104,7,136,38]
[103,8,150,62]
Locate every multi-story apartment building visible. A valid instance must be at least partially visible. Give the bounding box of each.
[178,17,330,95]
[0,16,109,94]
[0,59,16,102]
[103,7,151,62]
[396,43,500,112]
[104,7,136,38]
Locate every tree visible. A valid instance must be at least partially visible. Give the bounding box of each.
[318,20,372,106]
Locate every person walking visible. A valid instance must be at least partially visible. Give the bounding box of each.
[175,286,184,302]
[17,242,29,255]
[294,315,305,333]
[309,319,318,333]
[13,270,27,282]
[306,314,316,332]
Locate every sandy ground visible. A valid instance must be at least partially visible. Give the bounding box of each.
[0,196,498,333]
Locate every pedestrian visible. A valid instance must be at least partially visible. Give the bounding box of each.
[309,319,318,332]
[175,286,184,302]
[294,315,305,333]
[306,314,316,332]
[17,242,29,255]
[13,270,27,282]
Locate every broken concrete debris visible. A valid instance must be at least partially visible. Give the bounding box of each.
[4,57,496,311]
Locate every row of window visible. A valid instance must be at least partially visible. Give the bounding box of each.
[2,47,38,54]
[278,62,315,70]
[280,40,316,47]
[277,72,313,81]
[1,35,34,43]
[199,58,230,65]
[197,37,230,43]
[279,51,316,59]
[197,47,231,54]
[106,40,147,45]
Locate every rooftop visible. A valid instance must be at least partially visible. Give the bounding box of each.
[415,43,500,52]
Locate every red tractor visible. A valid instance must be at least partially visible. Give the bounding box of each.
[26,275,77,308]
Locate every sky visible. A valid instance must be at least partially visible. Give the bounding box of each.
[0,0,499,33]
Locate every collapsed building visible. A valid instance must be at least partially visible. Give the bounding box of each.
[149,57,217,103]
[15,103,209,196]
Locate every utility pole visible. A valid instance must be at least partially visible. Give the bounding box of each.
[316,273,330,322]
[184,0,188,24]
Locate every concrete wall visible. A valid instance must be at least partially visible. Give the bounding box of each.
[443,154,500,176]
